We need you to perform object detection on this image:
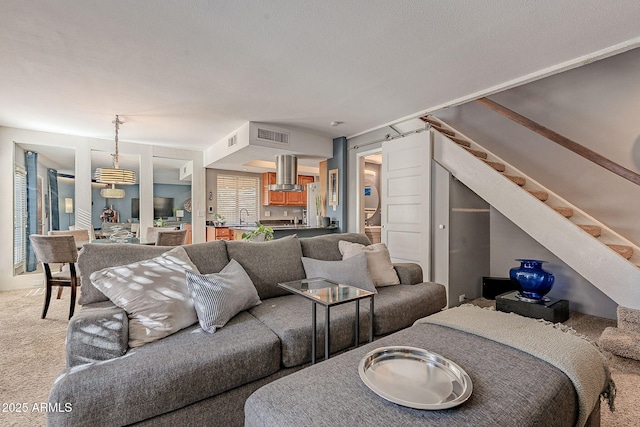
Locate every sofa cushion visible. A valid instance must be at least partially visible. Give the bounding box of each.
[186,259,261,333]
[299,233,371,261]
[372,282,447,335]
[89,246,200,348]
[338,240,400,287]
[48,312,281,427]
[78,243,170,304]
[182,240,229,274]
[225,236,306,300]
[249,294,371,368]
[301,253,377,293]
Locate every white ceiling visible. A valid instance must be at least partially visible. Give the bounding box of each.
[2,1,640,154]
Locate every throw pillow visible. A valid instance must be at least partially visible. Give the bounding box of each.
[338,240,400,287]
[301,253,377,293]
[186,259,261,333]
[90,246,200,348]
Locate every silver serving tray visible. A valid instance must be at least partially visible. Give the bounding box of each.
[358,346,473,410]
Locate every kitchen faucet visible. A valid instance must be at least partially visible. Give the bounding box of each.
[239,208,249,224]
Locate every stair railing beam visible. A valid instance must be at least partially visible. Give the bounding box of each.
[475,97,640,187]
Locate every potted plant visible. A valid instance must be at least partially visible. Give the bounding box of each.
[241,222,274,242]
[213,213,226,226]
[155,218,167,227]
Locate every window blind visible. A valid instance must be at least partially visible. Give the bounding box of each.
[216,174,259,224]
[14,166,27,269]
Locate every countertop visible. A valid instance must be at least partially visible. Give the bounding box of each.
[205,223,337,231]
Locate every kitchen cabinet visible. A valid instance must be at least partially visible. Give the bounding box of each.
[183,224,192,244]
[262,172,286,205]
[206,226,233,241]
[262,173,315,206]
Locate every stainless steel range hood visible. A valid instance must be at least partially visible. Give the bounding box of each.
[269,154,304,192]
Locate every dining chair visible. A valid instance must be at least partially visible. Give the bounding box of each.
[155,229,187,246]
[146,226,176,243]
[48,229,91,245]
[29,235,79,320]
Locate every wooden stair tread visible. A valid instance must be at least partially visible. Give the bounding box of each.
[433,125,455,136]
[528,190,549,201]
[578,224,602,237]
[449,136,471,147]
[553,207,574,218]
[463,146,488,159]
[504,174,526,186]
[420,116,441,126]
[420,116,456,136]
[482,159,506,172]
[608,244,633,260]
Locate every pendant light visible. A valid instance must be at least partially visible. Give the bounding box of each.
[95,115,136,198]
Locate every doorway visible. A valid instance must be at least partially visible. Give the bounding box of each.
[356,150,383,243]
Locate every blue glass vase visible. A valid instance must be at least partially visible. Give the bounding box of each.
[509,259,554,301]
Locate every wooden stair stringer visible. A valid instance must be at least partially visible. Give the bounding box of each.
[432,129,640,310]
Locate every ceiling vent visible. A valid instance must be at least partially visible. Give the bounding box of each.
[258,127,289,145]
[269,154,304,192]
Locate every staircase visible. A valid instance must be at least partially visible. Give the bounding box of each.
[422,115,640,310]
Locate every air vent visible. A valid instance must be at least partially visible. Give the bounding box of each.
[228,134,237,148]
[257,128,289,145]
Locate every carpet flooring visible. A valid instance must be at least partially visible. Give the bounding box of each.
[0,289,638,426]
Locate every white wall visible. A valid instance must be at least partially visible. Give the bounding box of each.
[1,126,205,292]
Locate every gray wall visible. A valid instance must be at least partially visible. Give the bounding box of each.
[327,137,348,231]
[431,48,640,319]
[491,209,617,318]
[434,47,640,246]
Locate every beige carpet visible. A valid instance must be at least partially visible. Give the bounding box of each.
[0,290,638,427]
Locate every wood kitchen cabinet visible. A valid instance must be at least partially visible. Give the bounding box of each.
[206,227,233,241]
[262,172,314,206]
[183,223,192,244]
[262,172,286,205]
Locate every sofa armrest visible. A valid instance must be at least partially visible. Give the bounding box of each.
[66,303,129,367]
[393,263,423,285]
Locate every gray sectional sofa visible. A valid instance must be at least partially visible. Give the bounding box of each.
[48,233,447,427]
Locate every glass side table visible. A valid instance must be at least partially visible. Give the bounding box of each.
[278,277,375,364]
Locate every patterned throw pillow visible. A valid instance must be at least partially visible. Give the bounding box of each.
[89,246,200,348]
[186,259,261,333]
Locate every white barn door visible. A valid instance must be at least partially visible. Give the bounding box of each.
[381,131,432,278]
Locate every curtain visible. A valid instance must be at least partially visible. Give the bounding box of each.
[25,150,38,272]
[48,168,59,230]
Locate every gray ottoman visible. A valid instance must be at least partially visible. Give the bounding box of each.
[245,323,583,427]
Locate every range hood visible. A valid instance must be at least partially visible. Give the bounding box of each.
[269,154,304,192]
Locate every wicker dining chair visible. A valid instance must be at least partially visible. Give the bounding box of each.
[29,234,79,320]
[155,229,187,246]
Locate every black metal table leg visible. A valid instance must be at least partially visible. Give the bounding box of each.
[355,299,360,348]
[325,305,330,361]
[312,302,317,364]
[369,296,374,342]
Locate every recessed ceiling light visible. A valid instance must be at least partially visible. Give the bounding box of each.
[330,121,343,127]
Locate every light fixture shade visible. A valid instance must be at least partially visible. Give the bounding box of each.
[100,187,126,199]
[94,167,136,184]
[64,198,73,213]
[176,210,184,218]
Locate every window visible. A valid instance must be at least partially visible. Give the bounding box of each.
[216,173,260,224]
[14,166,27,272]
